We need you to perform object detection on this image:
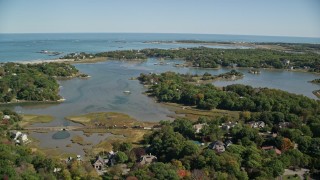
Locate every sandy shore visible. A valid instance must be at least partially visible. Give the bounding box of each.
[18,58,75,64]
[17,57,108,65]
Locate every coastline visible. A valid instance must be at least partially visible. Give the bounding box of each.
[17,57,108,64]
[0,53,316,107]
[0,99,65,106]
[312,90,320,99]
[144,41,290,51]
[15,56,317,74]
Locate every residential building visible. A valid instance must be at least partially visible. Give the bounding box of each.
[221,121,238,130]
[139,153,157,165]
[247,121,265,128]
[193,123,207,133]
[209,141,226,153]
[261,146,282,155]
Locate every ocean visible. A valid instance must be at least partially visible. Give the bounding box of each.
[1,33,320,62]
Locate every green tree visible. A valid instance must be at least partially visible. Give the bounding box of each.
[181,141,199,157]
[115,151,128,164]
[149,162,179,180]
[266,159,284,177]
[171,118,195,139]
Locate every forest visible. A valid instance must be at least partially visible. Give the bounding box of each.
[138,71,319,114]
[132,72,320,179]
[0,62,79,103]
[140,47,320,71]
[62,47,320,72]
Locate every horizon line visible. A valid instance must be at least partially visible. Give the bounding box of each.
[0,32,319,39]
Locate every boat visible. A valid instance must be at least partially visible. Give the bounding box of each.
[38,50,63,56]
[248,69,261,74]
[123,90,131,94]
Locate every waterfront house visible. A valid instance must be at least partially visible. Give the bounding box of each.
[139,153,157,165]
[209,141,225,153]
[93,156,108,170]
[11,131,29,144]
[193,123,207,134]
[283,60,290,66]
[21,134,28,143]
[77,155,82,161]
[247,121,265,128]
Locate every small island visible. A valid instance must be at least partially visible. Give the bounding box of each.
[37,50,63,56]
[138,70,243,87]
[309,78,320,84]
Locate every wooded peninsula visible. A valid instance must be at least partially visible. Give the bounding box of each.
[61,46,320,72]
[0,62,87,103]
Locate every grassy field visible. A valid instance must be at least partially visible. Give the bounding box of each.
[66,112,156,155]
[162,102,240,121]
[66,112,157,127]
[19,114,54,127]
[26,137,75,160]
[91,128,151,155]
[25,108,239,158]
[282,175,300,180]
[71,135,92,146]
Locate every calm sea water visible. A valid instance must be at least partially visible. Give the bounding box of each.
[1,33,320,62]
[14,59,320,123]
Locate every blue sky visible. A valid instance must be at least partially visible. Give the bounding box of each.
[0,0,319,37]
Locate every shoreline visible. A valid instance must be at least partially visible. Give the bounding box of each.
[22,56,315,75]
[0,57,316,107]
[312,90,320,99]
[14,56,147,65]
[13,56,318,74]
[16,57,108,64]
[0,99,64,106]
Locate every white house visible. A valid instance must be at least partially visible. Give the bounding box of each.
[139,153,157,165]
[11,131,29,144]
[3,115,10,120]
[221,121,238,130]
[193,123,207,134]
[247,121,265,128]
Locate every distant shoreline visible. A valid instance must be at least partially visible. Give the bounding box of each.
[16,57,108,65]
[10,56,318,75]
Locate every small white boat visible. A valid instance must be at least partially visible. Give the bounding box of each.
[123,90,131,94]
